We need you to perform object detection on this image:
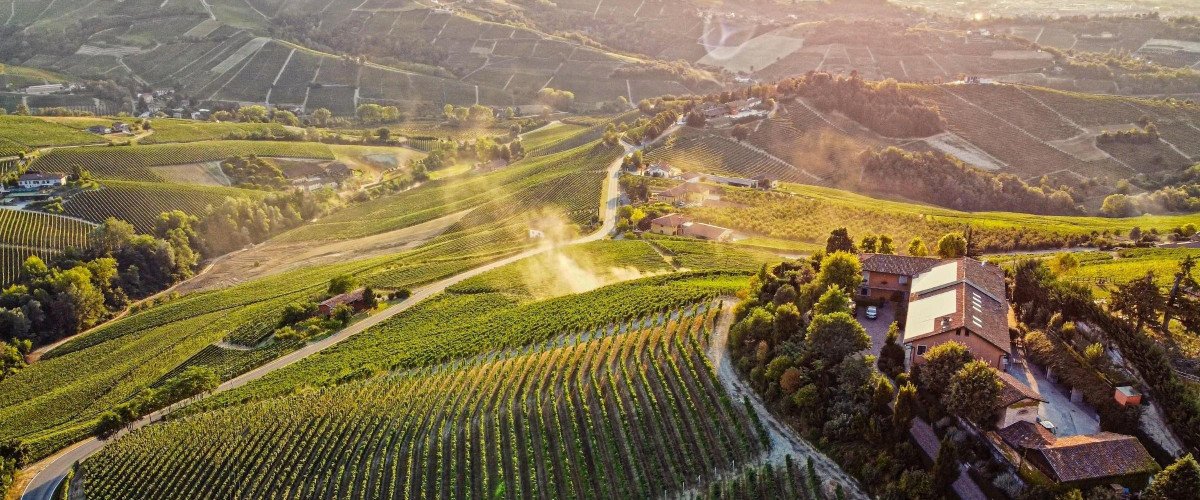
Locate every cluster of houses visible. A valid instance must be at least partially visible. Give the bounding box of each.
[696,97,769,126]
[86,122,133,135]
[859,254,1161,490]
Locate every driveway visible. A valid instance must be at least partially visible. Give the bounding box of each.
[1006,353,1100,437]
[857,301,896,356]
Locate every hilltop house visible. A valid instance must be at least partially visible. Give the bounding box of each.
[655,182,716,206]
[902,258,1011,370]
[644,162,679,178]
[17,172,68,189]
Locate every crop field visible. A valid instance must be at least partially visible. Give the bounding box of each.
[139,119,294,144]
[62,181,265,233]
[81,302,764,500]
[0,209,93,284]
[644,131,809,183]
[683,182,1200,255]
[519,122,589,153]
[30,141,335,181]
[0,115,106,153]
[276,141,620,242]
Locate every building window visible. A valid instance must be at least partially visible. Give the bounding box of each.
[916,345,927,356]
[898,276,908,285]
[861,272,869,284]
[860,287,869,296]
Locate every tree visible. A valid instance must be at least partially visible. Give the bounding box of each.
[236,105,269,123]
[1100,194,1136,217]
[812,285,852,316]
[805,312,870,366]
[1163,256,1197,331]
[731,124,750,142]
[860,235,878,253]
[1143,454,1200,500]
[685,111,706,127]
[15,103,29,116]
[871,375,895,417]
[1050,253,1079,275]
[362,286,378,309]
[930,437,959,494]
[0,341,26,382]
[908,237,928,256]
[919,341,973,399]
[272,110,299,126]
[946,360,1002,425]
[936,232,968,258]
[376,127,391,142]
[1110,271,1165,332]
[878,235,895,254]
[877,322,906,377]
[825,227,857,254]
[90,218,137,256]
[815,252,862,298]
[310,108,332,127]
[773,303,802,344]
[20,256,48,281]
[893,382,917,436]
[328,275,357,295]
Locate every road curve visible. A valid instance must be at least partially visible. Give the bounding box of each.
[22,144,633,500]
[707,299,868,498]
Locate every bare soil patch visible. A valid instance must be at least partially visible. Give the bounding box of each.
[173,208,472,294]
[923,132,1006,171]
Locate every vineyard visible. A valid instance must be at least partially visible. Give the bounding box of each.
[644,131,806,183]
[30,141,335,181]
[62,181,265,233]
[139,120,295,144]
[0,210,93,284]
[81,302,768,499]
[0,116,106,154]
[991,247,1200,299]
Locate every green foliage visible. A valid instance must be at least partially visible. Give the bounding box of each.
[936,232,967,258]
[918,341,973,401]
[1143,454,1200,500]
[946,360,1002,425]
[219,155,287,190]
[805,312,870,367]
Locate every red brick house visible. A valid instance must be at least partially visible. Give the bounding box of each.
[858,254,941,302]
[902,258,1012,370]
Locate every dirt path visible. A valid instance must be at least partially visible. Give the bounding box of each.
[707,298,868,498]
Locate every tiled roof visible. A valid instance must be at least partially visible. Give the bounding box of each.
[995,371,1044,409]
[1038,433,1158,483]
[860,254,941,276]
[649,213,689,229]
[320,288,365,309]
[18,172,67,181]
[681,222,732,241]
[905,258,1011,354]
[998,420,1056,449]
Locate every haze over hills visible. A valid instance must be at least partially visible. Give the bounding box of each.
[1,1,1200,499]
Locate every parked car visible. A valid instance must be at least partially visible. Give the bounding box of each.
[865,306,878,320]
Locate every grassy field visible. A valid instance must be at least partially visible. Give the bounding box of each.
[139,119,297,144]
[29,140,335,181]
[520,122,589,152]
[680,182,1200,254]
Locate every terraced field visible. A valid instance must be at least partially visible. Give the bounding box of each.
[644,130,813,183]
[81,301,763,499]
[0,116,106,154]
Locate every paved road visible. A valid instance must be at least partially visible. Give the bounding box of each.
[22,145,632,500]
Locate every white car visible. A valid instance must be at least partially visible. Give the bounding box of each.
[865,306,878,320]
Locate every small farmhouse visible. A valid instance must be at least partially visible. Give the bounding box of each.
[318,289,369,316]
[655,182,716,206]
[996,422,1158,489]
[646,213,732,242]
[858,253,941,302]
[17,172,68,189]
[995,371,1045,429]
[644,162,679,178]
[648,213,689,235]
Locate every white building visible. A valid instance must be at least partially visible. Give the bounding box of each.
[17,172,68,189]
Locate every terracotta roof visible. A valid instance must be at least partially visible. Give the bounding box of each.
[905,258,1011,354]
[995,371,1044,409]
[18,172,67,181]
[681,222,732,241]
[658,182,711,198]
[649,213,690,229]
[1038,433,1158,483]
[859,253,942,276]
[998,420,1056,449]
[320,288,365,309]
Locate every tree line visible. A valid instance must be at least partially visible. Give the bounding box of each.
[861,147,1080,215]
[776,72,944,138]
